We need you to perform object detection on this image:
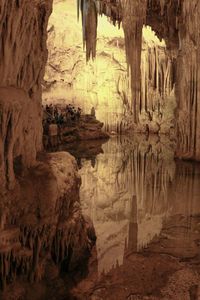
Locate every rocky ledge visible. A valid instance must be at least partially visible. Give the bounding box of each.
[43,114,109,149]
[0,151,96,299]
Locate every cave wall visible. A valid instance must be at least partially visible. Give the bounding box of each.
[82,0,200,160]
[0,1,97,295]
[0,0,52,192]
[146,0,200,160]
[175,2,200,160]
[0,152,96,296]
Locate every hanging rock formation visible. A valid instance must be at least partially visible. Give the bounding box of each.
[139,39,175,134]
[145,0,200,160]
[0,0,96,295]
[77,0,98,61]
[0,152,96,296]
[121,0,146,123]
[44,0,175,136]
[81,0,200,160]
[0,0,52,192]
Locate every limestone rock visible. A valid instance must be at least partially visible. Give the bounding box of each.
[43,0,175,136]
[0,87,43,191]
[0,0,53,192]
[0,152,96,293]
[81,0,200,159]
[0,3,96,294]
[43,114,109,149]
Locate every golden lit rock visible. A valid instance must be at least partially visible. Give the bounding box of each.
[43,0,175,135]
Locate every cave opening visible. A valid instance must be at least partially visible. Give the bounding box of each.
[43,0,176,136]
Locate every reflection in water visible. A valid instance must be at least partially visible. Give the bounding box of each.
[76,135,200,299]
[1,135,200,299]
[47,139,107,169]
[79,135,176,273]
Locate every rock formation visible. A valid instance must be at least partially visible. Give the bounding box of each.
[0,0,52,193]
[0,152,96,298]
[79,0,200,160]
[44,0,175,136]
[0,0,96,296]
[146,0,200,160]
[43,113,109,149]
[77,0,98,61]
[1,0,200,295]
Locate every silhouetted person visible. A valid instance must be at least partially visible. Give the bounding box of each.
[59,113,64,124]
[91,107,95,117]
[49,104,53,115]
[77,107,81,120]
[46,116,52,124]
[54,107,58,117]
[46,104,51,114]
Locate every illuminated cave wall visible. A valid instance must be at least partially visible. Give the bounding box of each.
[146,0,200,160]
[43,0,200,159]
[43,0,175,134]
[99,0,200,159]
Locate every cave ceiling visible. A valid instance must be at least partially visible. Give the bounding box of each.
[77,0,193,54]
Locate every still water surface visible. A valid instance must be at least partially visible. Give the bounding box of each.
[1,135,200,300]
[72,135,200,299]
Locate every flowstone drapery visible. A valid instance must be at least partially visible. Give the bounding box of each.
[78,0,200,160]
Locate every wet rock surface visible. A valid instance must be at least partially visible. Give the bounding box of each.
[0,152,96,300]
[1,134,200,299]
[43,114,109,149]
[0,0,52,194]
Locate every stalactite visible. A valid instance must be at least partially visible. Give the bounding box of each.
[77,0,98,61]
[140,41,175,128]
[82,0,200,158]
[175,31,200,160]
[0,214,95,290]
[121,0,146,123]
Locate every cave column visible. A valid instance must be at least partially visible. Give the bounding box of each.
[175,38,200,160]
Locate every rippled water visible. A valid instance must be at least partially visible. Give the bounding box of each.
[73,135,200,299]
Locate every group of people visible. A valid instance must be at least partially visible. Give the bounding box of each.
[43,103,82,125]
[66,104,82,122]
